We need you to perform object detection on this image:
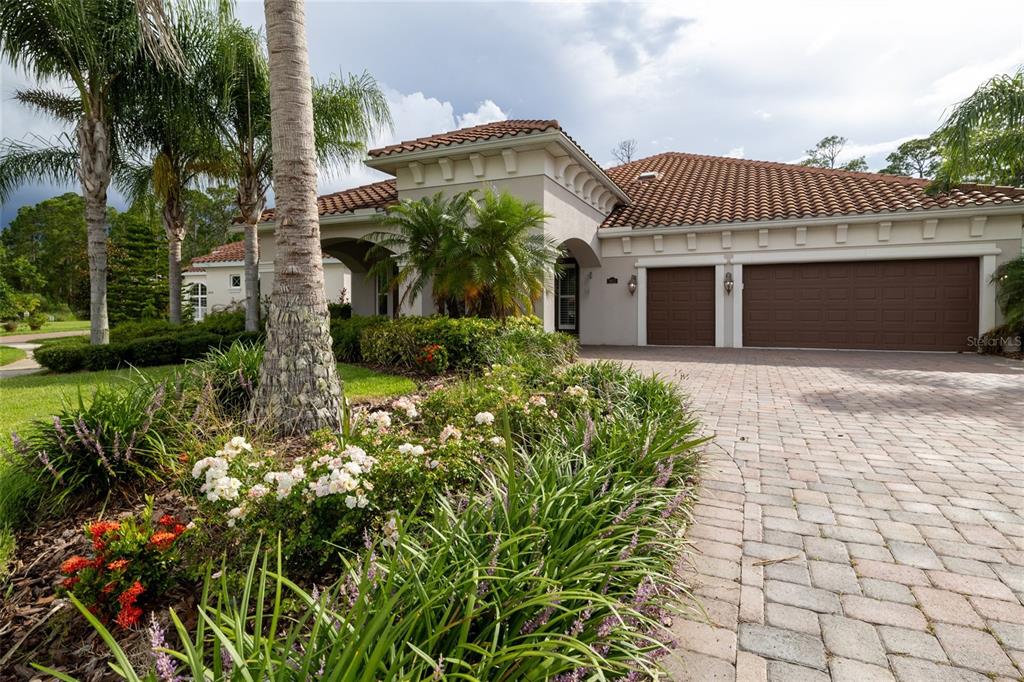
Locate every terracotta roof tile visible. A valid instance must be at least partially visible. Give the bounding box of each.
[602,152,1024,228]
[261,179,397,222]
[190,240,246,264]
[367,120,560,157]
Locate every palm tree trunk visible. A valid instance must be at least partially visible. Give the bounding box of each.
[251,0,343,435]
[78,114,110,345]
[238,179,263,333]
[163,194,185,324]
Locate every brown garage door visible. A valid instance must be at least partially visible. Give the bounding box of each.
[647,267,715,345]
[743,258,979,351]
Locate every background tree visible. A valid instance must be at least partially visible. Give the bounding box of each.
[879,137,941,178]
[800,135,868,171]
[250,0,344,434]
[0,0,181,344]
[206,19,391,332]
[107,202,168,324]
[992,256,1024,334]
[183,185,240,263]
[367,191,474,314]
[1,193,89,312]
[930,67,1024,192]
[611,138,638,165]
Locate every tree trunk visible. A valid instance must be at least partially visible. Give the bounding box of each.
[78,113,111,345]
[163,192,185,324]
[251,0,343,435]
[238,178,264,333]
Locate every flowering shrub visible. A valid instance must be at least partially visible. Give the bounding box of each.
[58,503,188,628]
[415,343,449,373]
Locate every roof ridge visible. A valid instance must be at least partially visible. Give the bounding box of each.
[610,151,929,185]
[368,119,561,158]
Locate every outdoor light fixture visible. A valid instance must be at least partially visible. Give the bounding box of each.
[627,274,638,296]
[724,272,734,294]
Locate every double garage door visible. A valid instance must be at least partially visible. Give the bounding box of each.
[646,258,979,351]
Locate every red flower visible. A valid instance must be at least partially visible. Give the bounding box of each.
[61,576,80,590]
[88,521,121,550]
[158,514,178,527]
[106,559,130,571]
[149,531,177,550]
[102,582,117,594]
[172,523,186,536]
[118,580,144,608]
[114,604,143,629]
[60,555,91,575]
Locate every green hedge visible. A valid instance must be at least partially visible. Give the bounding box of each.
[330,316,386,362]
[357,315,577,375]
[35,330,261,373]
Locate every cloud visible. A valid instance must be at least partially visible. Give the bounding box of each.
[456,100,508,129]
[724,147,745,158]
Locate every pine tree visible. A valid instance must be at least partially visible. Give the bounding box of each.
[108,204,168,324]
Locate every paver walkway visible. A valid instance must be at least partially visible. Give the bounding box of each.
[0,330,87,378]
[582,347,1024,682]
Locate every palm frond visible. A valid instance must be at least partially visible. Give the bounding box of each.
[0,136,79,202]
[313,71,393,172]
[14,88,82,123]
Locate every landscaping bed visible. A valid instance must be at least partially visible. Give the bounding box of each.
[1,325,704,680]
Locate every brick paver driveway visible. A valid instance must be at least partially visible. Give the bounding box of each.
[582,347,1024,682]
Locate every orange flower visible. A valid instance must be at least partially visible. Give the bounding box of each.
[158,514,178,527]
[172,523,187,536]
[88,521,121,549]
[60,555,91,575]
[61,576,80,590]
[114,604,143,629]
[102,582,117,594]
[149,531,177,550]
[106,559,130,571]
[118,580,144,608]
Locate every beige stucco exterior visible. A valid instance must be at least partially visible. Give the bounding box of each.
[249,128,1024,349]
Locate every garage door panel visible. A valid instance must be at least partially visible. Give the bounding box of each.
[647,267,715,346]
[743,258,978,351]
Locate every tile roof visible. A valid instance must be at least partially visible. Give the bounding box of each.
[367,120,561,158]
[601,152,1024,229]
[190,240,246,264]
[260,179,397,222]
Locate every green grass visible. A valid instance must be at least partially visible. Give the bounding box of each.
[0,363,416,437]
[0,346,27,367]
[0,319,90,337]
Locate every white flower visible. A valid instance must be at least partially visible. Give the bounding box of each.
[529,395,547,407]
[488,436,506,447]
[474,411,495,426]
[392,397,419,419]
[265,471,297,499]
[247,484,269,499]
[398,442,425,456]
[208,476,242,502]
[367,411,392,430]
[290,465,306,480]
[427,459,440,469]
[381,515,399,548]
[439,425,462,444]
[565,385,587,398]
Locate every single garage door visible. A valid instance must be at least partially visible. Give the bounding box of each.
[743,258,979,351]
[647,267,715,345]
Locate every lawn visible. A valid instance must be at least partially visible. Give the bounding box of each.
[0,346,27,367]
[0,363,416,436]
[0,320,90,337]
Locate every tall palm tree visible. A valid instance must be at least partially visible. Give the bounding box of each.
[456,189,560,320]
[207,20,390,332]
[251,0,345,433]
[931,67,1024,192]
[0,0,181,344]
[119,5,227,323]
[367,191,474,314]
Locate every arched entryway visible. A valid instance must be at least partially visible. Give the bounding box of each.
[554,238,600,336]
[321,237,399,318]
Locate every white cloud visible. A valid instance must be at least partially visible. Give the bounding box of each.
[456,100,508,129]
[724,147,744,158]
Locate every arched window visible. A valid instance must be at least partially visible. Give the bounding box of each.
[192,282,208,321]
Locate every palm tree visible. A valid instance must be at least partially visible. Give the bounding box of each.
[250,0,346,434]
[993,256,1024,334]
[207,20,390,332]
[118,5,227,324]
[0,0,181,344]
[367,191,474,314]
[457,189,560,320]
[931,67,1024,192]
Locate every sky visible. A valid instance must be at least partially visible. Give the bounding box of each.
[2,0,1024,226]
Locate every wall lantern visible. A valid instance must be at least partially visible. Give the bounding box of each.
[724,271,734,295]
[627,274,638,296]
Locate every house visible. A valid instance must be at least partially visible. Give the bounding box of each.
[246,120,1024,351]
[184,240,351,320]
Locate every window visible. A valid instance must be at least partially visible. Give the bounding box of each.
[556,260,578,332]
[192,282,208,321]
[376,269,390,316]
[229,274,242,290]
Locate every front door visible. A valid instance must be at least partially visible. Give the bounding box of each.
[556,258,579,334]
